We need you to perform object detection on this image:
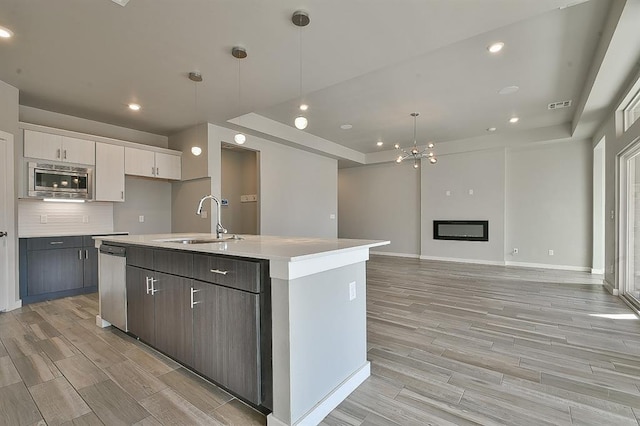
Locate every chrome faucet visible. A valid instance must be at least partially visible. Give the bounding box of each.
[196,195,227,239]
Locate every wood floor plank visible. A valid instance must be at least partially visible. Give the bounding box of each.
[59,412,105,426]
[29,376,92,425]
[12,352,62,387]
[79,379,150,425]
[0,381,44,425]
[157,368,233,415]
[0,355,23,388]
[104,359,167,401]
[139,388,220,425]
[55,354,109,390]
[210,398,266,425]
[37,336,80,362]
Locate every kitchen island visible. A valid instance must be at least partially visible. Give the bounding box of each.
[94,233,389,426]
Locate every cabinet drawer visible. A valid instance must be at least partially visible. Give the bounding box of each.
[193,254,261,293]
[154,249,193,277]
[26,236,84,251]
[127,245,154,269]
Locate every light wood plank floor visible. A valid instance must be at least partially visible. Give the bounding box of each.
[2,256,639,425]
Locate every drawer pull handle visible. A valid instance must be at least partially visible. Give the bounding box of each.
[145,276,151,295]
[49,241,64,245]
[210,269,228,275]
[78,249,82,260]
[149,278,159,295]
[190,287,201,309]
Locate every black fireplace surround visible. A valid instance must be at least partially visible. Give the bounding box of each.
[433,220,489,242]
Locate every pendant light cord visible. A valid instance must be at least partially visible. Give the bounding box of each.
[299,25,303,102]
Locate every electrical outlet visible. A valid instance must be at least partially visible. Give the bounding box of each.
[200,211,207,219]
[468,189,474,195]
[349,282,356,301]
[548,249,554,256]
[82,215,89,223]
[40,215,47,224]
[446,190,451,196]
[330,214,336,220]
[513,248,519,254]
[138,215,145,223]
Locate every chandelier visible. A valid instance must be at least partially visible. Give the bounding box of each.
[394,112,437,169]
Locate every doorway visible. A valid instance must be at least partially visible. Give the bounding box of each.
[0,130,17,311]
[619,137,640,309]
[221,143,259,235]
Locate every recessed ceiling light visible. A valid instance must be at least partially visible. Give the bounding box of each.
[299,104,308,111]
[487,127,497,132]
[376,141,383,146]
[340,124,353,130]
[294,116,308,130]
[0,25,14,38]
[191,146,202,156]
[509,117,519,124]
[487,42,504,53]
[498,85,519,95]
[128,103,141,111]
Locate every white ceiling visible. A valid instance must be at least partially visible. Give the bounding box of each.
[0,0,637,159]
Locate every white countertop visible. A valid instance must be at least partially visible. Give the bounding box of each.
[94,233,389,263]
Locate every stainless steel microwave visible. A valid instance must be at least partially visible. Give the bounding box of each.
[28,162,93,200]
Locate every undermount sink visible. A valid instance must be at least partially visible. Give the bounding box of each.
[154,235,244,244]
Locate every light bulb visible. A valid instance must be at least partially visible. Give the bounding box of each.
[0,26,13,38]
[234,133,246,144]
[427,143,434,149]
[299,104,308,111]
[128,103,141,111]
[488,42,504,53]
[396,156,403,163]
[294,116,308,130]
[429,157,437,164]
[509,117,519,124]
[191,146,202,156]
[428,152,434,157]
[413,162,419,169]
[394,144,400,149]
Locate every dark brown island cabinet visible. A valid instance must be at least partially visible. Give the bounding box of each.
[19,235,99,304]
[124,244,272,410]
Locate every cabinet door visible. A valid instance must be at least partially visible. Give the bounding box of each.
[95,143,125,202]
[218,285,261,404]
[126,266,155,345]
[192,280,261,404]
[23,130,62,161]
[26,248,84,295]
[125,147,155,177]
[192,281,222,383]
[154,152,181,180]
[61,136,95,165]
[153,272,193,365]
[83,245,98,289]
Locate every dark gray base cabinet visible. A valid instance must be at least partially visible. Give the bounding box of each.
[19,235,98,304]
[125,246,271,410]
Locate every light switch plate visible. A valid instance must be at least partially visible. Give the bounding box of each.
[349,282,356,301]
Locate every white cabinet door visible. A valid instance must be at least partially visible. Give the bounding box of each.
[155,152,181,180]
[125,147,155,177]
[95,143,125,202]
[24,130,63,161]
[61,136,95,165]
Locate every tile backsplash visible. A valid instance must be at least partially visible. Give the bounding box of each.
[18,199,114,237]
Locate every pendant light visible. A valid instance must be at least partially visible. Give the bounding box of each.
[188,71,203,156]
[232,46,247,144]
[394,112,437,169]
[292,10,310,130]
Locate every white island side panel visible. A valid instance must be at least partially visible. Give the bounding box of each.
[270,262,368,425]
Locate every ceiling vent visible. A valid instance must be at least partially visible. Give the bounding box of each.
[548,100,572,110]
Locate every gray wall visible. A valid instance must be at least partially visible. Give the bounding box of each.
[113,176,172,234]
[338,161,420,255]
[207,124,338,238]
[168,123,209,181]
[422,148,506,263]
[221,147,258,235]
[506,140,592,268]
[171,178,212,233]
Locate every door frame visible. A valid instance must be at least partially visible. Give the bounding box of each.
[0,130,19,311]
[618,136,640,306]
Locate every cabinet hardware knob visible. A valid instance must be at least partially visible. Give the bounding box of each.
[57,149,61,159]
[63,149,67,160]
[85,249,89,259]
[210,269,228,275]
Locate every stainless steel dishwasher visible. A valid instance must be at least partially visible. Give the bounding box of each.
[98,243,127,331]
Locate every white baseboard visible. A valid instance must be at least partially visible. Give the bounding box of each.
[419,255,505,266]
[591,268,604,274]
[603,279,619,295]
[504,261,590,272]
[95,315,111,328]
[267,362,370,426]
[370,251,420,259]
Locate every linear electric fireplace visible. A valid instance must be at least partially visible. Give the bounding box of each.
[433,220,489,242]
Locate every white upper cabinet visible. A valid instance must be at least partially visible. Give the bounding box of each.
[95,143,125,202]
[154,152,181,180]
[125,147,181,180]
[24,130,95,165]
